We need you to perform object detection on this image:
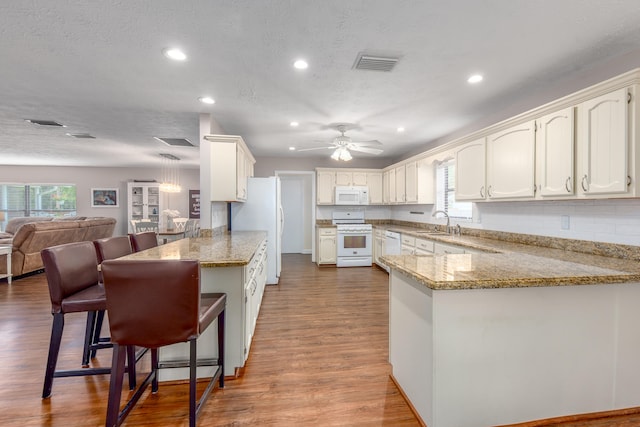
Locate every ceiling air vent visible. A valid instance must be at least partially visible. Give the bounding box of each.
[66,133,96,139]
[153,137,194,147]
[353,53,400,72]
[159,153,180,160]
[25,119,65,127]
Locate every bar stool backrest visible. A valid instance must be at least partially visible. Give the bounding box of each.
[94,236,133,263]
[130,231,159,252]
[41,241,100,313]
[101,259,200,348]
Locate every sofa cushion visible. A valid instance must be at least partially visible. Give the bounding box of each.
[5,216,53,234]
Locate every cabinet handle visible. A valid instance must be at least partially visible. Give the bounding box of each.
[628,175,632,186]
[581,175,589,192]
[487,185,493,198]
[565,177,571,193]
[479,186,485,198]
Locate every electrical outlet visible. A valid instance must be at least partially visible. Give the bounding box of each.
[561,215,570,230]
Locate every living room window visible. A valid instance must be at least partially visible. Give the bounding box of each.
[0,184,77,220]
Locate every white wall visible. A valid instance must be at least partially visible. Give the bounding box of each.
[0,165,199,236]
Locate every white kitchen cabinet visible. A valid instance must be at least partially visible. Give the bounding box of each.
[536,107,576,197]
[335,171,367,186]
[127,182,162,232]
[245,240,267,356]
[316,170,336,204]
[388,168,397,203]
[373,228,384,266]
[486,121,536,199]
[401,234,415,255]
[456,138,487,201]
[415,238,434,254]
[405,158,435,204]
[316,227,337,265]
[367,172,383,204]
[395,165,406,203]
[577,87,630,196]
[434,242,466,255]
[204,134,255,202]
[382,170,390,204]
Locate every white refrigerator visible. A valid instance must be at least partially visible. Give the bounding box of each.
[230,177,282,284]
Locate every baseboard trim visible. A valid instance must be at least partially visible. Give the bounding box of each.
[389,374,427,427]
[496,406,640,427]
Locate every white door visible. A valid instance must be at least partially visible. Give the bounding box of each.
[281,177,304,253]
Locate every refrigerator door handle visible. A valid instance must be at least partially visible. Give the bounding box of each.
[279,205,284,236]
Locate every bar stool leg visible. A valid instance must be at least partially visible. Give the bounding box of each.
[105,344,127,427]
[218,310,225,389]
[91,310,106,359]
[189,339,197,427]
[42,313,64,398]
[82,311,97,367]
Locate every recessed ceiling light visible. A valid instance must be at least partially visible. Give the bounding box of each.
[290,121,299,127]
[468,74,483,84]
[289,147,296,151]
[199,96,215,104]
[293,59,308,70]
[163,48,187,61]
[397,127,405,132]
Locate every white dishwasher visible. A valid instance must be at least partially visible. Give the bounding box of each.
[384,231,401,255]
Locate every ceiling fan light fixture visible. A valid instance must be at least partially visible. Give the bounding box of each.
[332,147,352,161]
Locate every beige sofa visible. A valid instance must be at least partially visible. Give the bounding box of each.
[0,217,116,279]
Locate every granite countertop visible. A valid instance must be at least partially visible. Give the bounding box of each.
[120,231,267,268]
[376,225,640,290]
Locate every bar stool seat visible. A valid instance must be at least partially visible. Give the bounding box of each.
[102,259,225,427]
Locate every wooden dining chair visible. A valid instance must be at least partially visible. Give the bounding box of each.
[172,217,189,231]
[133,221,158,233]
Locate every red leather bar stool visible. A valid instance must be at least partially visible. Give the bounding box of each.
[40,241,113,398]
[129,231,158,252]
[101,259,225,427]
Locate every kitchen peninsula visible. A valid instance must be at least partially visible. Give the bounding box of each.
[120,231,268,379]
[381,236,640,427]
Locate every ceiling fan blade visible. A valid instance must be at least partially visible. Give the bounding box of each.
[295,146,335,152]
[351,139,383,146]
[349,146,384,155]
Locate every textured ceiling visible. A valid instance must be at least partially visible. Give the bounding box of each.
[2,1,640,168]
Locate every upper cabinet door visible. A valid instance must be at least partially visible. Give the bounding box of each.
[405,161,418,203]
[316,171,336,204]
[577,87,629,195]
[352,172,368,186]
[536,107,575,197]
[456,138,486,201]
[335,171,352,186]
[367,172,383,204]
[486,121,536,199]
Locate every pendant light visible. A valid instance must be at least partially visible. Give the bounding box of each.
[159,153,182,193]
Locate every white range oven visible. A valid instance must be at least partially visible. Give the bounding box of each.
[332,211,372,267]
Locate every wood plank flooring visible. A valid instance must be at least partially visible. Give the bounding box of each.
[2,254,640,426]
[0,254,418,426]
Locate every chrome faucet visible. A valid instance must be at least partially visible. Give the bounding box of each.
[432,210,451,234]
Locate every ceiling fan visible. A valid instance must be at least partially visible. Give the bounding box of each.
[297,124,384,161]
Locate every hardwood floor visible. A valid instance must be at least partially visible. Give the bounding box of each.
[0,254,418,426]
[3,254,640,426]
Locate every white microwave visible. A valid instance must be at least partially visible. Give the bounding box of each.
[335,186,369,205]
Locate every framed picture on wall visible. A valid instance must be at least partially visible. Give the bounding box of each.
[91,188,119,207]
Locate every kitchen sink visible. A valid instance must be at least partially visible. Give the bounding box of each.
[415,231,449,236]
